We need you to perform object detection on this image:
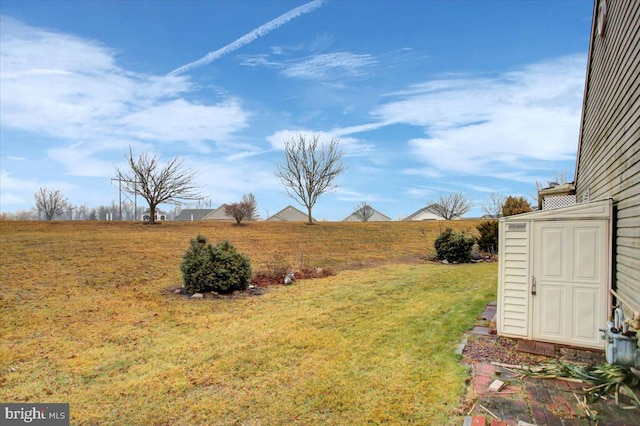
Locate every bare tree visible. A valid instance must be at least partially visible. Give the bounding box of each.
[65,203,76,220]
[194,197,212,209]
[480,193,506,218]
[115,148,201,224]
[275,134,345,225]
[241,193,258,221]
[428,192,472,220]
[224,193,258,225]
[535,169,569,192]
[120,201,136,221]
[353,202,375,222]
[34,187,68,220]
[75,203,90,221]
[11,210,37,220]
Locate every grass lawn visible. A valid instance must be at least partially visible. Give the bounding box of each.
[0,220,497,425]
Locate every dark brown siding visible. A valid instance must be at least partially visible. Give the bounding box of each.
[575,0,640,312]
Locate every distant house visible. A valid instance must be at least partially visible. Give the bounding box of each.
[480,214,503,220]
[342,206,392,222]
[174,209,214,221]
[265,205,312,222]
[203,204,234,221]
[141,209,167,221]
[403,205,451,221]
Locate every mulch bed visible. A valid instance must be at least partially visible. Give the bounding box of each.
[250,266,334,287]
[462,334,552,366]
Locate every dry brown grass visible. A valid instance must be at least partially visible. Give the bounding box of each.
[0,220,495,424]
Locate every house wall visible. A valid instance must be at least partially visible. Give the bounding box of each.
[265,206,309,222]
[575,0,640,313]
[203,205,234,220]
[174,209,214,221]
[404,211,444,221]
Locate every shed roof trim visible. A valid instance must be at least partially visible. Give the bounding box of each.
[500,198,612,222]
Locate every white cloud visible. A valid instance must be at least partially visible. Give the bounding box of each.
[267,129,312,150]
[46,146,116,177]
[0,169,38,197]
[330,121,392,137]
[404,186,437,200]
[237,54,279,67]
[0,168,74,208]
[371,54,586,179]
[224,150,264,162]
[0,16,116,73]
[187,156,280,204]
[0,16,251,163]
[240,50,377,82]
[333,188,393,203]
[266,129,373,159]
[463,183,501,193]
[401,168,442,178]
[169,0,326,75]
[120,98,249,145]
[282,52,377,80]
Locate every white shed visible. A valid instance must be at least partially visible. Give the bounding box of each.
[497,199,613,349]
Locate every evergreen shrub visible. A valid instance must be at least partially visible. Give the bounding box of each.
[477,220,499,254]
[180,235,251,294]
[434,228,475,263]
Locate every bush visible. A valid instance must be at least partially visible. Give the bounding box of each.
[502,196,532,216]
[477,220,499,254]
[434,228,475,263]
[180,235,252,294]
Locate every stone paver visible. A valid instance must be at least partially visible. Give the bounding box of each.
[466,363,640,425]
[461,303,640,425]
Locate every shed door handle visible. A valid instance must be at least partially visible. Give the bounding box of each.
[531,276,537,295]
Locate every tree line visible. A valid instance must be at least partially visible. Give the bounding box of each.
[7,134,534,223]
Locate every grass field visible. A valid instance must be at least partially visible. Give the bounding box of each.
[0,220,497,425]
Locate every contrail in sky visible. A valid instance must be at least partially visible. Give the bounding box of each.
[169,0,326,76]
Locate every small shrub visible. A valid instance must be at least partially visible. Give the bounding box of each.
[434,228,475,263]
[502,196,532,216]
[263,254,291,279]
[180,235,251,294]
[251,254,292,287]
[477,220,499,254]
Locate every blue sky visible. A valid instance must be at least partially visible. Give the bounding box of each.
[0,0,593,220]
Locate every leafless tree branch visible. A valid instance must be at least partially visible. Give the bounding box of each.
[353,202,375,222]
[34,187,68,220]
[115,148,200,224]
[480,193,505,218]
[428,192,472,220]
[224,193,258,225]
[275,134,345,224]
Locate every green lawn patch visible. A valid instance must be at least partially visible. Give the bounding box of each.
[0,221,496,424]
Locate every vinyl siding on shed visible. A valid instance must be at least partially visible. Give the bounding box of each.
[497,221,530,338]
[575,0,640,313]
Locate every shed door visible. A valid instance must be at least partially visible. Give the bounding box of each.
[533,221,607,349]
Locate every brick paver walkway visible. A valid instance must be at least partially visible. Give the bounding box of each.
[464,362,640,425]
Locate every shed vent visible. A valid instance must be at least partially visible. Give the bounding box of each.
[507,223,527,232]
